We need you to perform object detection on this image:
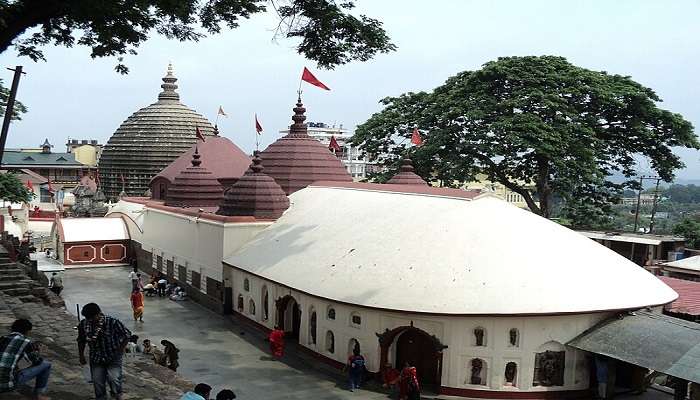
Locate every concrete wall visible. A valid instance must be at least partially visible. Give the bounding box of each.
[61,240,129,265]
[226,266,610,398]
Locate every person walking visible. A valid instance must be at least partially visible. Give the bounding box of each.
[128,267,138,291]
[130,289,144,322]
[157,276,167,297]
[268,326,285,358]
[160,340,179,372]
[48,272,63,296]
[77,303,131,400]
[347,347,365,391]
[0,319,52,400]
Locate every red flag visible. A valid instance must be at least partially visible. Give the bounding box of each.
[301,67,330,91]
[255,114,263,135]
[411,128,423,146]
[46,178,54,193]
[195,126,206,142]
[328,135,341,152]
[119,173,125,185]
[26,180,33,191]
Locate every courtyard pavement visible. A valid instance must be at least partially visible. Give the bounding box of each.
[61,266,391,399]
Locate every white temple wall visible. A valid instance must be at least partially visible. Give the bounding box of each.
[227,265,613,395]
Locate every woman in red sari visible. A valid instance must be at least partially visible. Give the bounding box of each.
[399,362,420,400]
[268,326,285,358]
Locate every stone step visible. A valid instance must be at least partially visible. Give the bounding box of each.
[0,269,23,275]
[0,280,32,290]
[18,295,41,303]
[2,288,30,296]
[0,274,25,282]
[0,262,17,268]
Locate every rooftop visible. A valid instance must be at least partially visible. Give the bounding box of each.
[1,150,84,167]
[658,276,700,317]
[578,230,686,246]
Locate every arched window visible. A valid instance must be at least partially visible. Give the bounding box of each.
[473,327,486,346]
[469,358,487,385]
[533,341,566,387]
[504,362,517,386]
[508,328,519,347]
[237,294,244,312]
[261,286,269,321]
[350,312,361,326]
[248,299,256,316]
[243,278,250,292]
[348,338,360,355]
[327,306,336,320]
[309,310,317,345]
[326,331,335,354]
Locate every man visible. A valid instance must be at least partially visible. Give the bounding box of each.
[77,303,131,400]
[0,319,51,400]
[179,382,212,400]
[157,276,167,297]
[347,347,365,391]
[48,272,63,296]
[128,267,138,291]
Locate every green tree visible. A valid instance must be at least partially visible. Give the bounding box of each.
[0,0,395,73]
[352,56,698,221]
[0,78,27,120]
[673,217,700,248]
[0,173,33,203]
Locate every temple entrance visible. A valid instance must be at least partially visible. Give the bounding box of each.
[396,328,440,389]
[379,326,444,394]
[276,295,301,340]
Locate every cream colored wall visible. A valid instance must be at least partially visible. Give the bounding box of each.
[73,145,98,167]
[139,208,269,295]
[228,267,611,393]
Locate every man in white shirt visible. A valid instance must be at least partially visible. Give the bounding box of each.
[129,268,138,291]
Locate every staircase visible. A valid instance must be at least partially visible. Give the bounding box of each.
[0,246,50,303]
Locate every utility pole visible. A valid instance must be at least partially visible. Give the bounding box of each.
[648,177,662,233]
[0,66,25,164]
[632,176,644,232]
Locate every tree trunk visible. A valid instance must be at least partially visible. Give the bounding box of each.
[0,1,63,54]
[535,157,552,218]
[498,178,542,215]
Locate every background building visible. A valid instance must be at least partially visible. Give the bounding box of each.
[66,139,102,167]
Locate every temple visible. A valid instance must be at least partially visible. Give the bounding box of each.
[99,95,679,398]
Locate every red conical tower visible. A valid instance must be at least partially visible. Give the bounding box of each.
[387,158,428,185]
[259,97,352,195]
[165,146,224,207]
[217,152,290,219]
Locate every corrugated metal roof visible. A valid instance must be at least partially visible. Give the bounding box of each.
[577,230,685,246]
[663,256,700,272]
[1,150,84,166]
[568,311,700,383]
[659,276,700,317]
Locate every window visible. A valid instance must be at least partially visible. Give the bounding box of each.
[327,307,336,320]
[237,295,244,312]
[309,310,317,345]
[504,362,517,386]
[325,331,335,354]
[167,260,174,277]
[178,265,186,282]
[248,299,256,316]
[469,358,487,385]
[244,278,250,292]
[191,271,201,289]
[261,286,269,321]
[350,312,361,326]
[348,338,360,355]
[473,327,486,346]
[156,255,163,271]
[508,328,519,347]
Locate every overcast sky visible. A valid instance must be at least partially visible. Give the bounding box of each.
[1,0,698,179]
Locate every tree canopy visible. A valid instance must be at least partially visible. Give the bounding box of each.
[673,217,700,249]
[0,0,395,73]
[0,78,27,120]
[352,56,698,222]
[0,173,33,203]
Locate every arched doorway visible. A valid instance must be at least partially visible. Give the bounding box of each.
[378,326,445,393]
[275,295,301,340]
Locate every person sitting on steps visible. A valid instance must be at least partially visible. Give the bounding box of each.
[0,319,52,400]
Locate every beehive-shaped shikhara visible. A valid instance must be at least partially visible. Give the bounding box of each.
[387,158,428,185]
[259,98,352,195]
[165,146,223,207]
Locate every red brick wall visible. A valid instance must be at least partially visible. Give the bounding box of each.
[63,240,129,265]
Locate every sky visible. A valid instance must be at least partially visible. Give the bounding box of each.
[1,0,699,180]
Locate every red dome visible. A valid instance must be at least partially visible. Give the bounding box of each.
[165,147,224,207]
[217,153,289,219]
[259,98,352,195]
[387,158,428,185]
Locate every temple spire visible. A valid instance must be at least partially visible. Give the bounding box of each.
[158,62,180,101]
[191,145,202,167]
[287,96,309,138]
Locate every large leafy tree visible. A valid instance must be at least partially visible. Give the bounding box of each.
[0,0,395,73]
[0,78,27,120]
[353,56,698,221]
[673,217,700,248]
[0,172,33,203]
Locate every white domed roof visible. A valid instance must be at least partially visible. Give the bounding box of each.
[224,184,677,315]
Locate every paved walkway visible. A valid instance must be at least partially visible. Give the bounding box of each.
[61,266,390,399]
